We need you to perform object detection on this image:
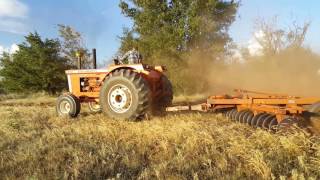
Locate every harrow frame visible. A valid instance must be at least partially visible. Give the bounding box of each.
[202,89,320,123]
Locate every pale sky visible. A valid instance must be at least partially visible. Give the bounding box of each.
[1,0,320,63]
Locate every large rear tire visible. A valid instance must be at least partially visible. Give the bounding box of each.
[152,75,173,115]
[99,69,150,120]
[56,94,81,118]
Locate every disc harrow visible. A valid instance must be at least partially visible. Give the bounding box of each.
[202,89,320,131]
[223,109,281,130]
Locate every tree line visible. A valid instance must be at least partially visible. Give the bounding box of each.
[0,25,91,94]
[0,0,239,95]
[1,1,317,95]
[3,1,316,96]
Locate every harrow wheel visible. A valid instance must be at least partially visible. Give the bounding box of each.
[256,113,270,127]
[225,110,230,118]
[222,108,308,132]
[251,114,264,127]
[241,111,252,124]
[231,109,238,120]
[235,111,245,122]
[229,109,237,120]
[238,110,249,123]
[262,115,275,130]
[278,117,299,129]
[226,110,232,118]
[245,112,254,125]
[269,118,278,131]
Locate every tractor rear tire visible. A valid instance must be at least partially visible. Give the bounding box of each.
[56,94,81,118]
[99,69,150,120]
[152,75,173,115]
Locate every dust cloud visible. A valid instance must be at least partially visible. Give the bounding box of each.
[186,48,320,97]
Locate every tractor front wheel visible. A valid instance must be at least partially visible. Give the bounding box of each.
[56,94,81,118]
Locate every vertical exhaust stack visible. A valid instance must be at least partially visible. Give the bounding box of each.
[77,56,82,70]
[92,48,97,69]
[76,50,83,70]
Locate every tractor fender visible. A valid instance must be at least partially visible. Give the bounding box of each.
[99,64,146,85]
[107,64,145,73]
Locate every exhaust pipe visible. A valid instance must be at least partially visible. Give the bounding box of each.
[92,48,97,69]
[76,50,83,69]
[77,55,82,70]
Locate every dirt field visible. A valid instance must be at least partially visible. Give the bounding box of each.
[0,95,320,179]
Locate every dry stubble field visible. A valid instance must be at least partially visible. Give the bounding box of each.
[0,94,320,179]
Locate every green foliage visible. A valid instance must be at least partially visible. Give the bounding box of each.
[0,33,69,94]
[0,81,5,94]
[119,0,238,56]
[119,0,238,94]
[58,24,91,68]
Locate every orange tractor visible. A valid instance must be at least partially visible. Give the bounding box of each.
[56,49,172,120]
[56,50,319,132]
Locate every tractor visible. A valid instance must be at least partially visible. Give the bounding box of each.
[56,49,173,120]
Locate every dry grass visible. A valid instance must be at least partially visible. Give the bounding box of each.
[0,93,55,106]
[0,95,320,179]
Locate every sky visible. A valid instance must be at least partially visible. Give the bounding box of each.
[0,0,320,64]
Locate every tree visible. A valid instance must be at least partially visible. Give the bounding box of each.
[253,17,310,56]
[0,81,5,94]
[119,0,238,60]
[0,33,69,94]
[58,24,91,68]
[119,0,238,94]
